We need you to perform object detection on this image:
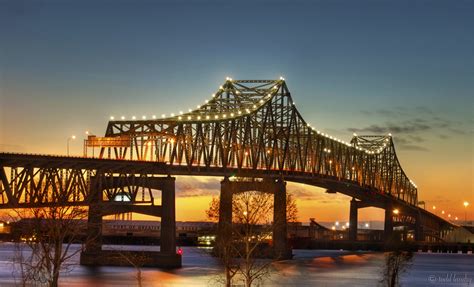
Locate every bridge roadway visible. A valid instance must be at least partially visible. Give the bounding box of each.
[0,152,454,240]
[0,152,433,210]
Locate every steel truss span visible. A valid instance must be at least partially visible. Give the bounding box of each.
[0,156,168,208]
[0,79,454,242]
[98,79,417,206]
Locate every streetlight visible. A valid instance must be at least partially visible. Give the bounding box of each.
[393,209,400,215]
[464,201,469,222]
[67,135,76,156]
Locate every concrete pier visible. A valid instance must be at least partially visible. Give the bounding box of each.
[80,176,181,268]
[349,198,358,241]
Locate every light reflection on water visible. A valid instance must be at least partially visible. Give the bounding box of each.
[0,243,473,286]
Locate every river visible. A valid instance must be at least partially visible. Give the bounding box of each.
[0,243,472,286]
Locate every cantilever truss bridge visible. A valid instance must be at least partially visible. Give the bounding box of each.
[0,79,454,243]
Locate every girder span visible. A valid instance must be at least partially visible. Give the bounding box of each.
[90,79,418,206]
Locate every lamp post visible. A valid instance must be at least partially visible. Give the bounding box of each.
[464,201,469,223]
[67,135,76,156]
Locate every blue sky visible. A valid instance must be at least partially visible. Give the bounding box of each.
[0,0,472,220]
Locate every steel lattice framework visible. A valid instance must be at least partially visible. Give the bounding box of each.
[97,79,417,206]
[0,156,169,208]
[0,79,456,242]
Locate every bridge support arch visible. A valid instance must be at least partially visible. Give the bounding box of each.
[218,177,291,260]
[414,213,424,242]
[348,198,386,242]
[80,176,180,268]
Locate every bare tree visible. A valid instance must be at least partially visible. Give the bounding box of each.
[206,192,298,223]
[381,251,413,287]
[286,193,298,223]
[380,232,414,287]
[233,191,274,287]
[11,205,91,287]
[206,189,298,287]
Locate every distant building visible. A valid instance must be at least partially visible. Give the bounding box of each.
[443,226,474,243]
[103,220,215,237]
[288,219,341,240]
[0,221,12,241]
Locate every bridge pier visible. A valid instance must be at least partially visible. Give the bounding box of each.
[415,213,424,242]
[160,176,176,255]
[85,202,103,253]
[218,177,233,242]
[80,176,181,268]
[84,180,102,254]
[273,179,288,259]
[349,198,358,241]
[384,202,394,241]
[218,177,291,260]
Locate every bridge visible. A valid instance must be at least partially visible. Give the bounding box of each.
[0,79,454,267]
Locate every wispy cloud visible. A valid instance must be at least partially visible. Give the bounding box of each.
[173,177,351,202]
[287,183,349,203]
[175,176,219,198]
[348,121,431,134]
[0,144,26,152]
[347,106,470,151]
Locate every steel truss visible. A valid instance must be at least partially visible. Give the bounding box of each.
[93,79,417,205]
[0,157,168,209]
[0,79,455,242]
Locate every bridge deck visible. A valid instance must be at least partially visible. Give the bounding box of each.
[0,152,454,229]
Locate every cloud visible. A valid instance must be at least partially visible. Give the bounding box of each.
[346,106,472,151]
[0,144,26,152]
[287,183,350,203]
[348,121,431,134]
[407,135,425,143]
[348,122,432,151]
[398,145,429,151]
[175,176,220,198]
[172,177,351,203]
[414,106,434,115]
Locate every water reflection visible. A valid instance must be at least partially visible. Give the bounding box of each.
[0,243,473,286]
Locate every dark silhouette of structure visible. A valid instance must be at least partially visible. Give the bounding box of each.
[0,79,454,267]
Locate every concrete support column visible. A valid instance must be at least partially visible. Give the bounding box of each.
[218,177,233,241]
[349,198,358,241]
[415,213,424,242]
[85,182,102,253]
[273,179,287,259]
[384,202,394,241]
[85,203,103,253]
[161,176,176,254]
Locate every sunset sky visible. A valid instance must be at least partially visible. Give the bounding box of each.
[1,0,472,223]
